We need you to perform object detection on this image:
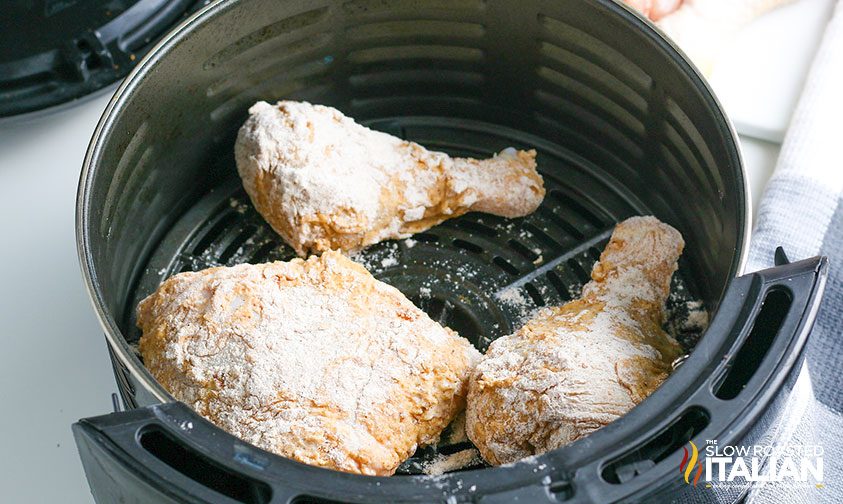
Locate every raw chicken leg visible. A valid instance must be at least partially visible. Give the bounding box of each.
[138,251,480,475]
[466,216,685,465]
[235,101,545,256]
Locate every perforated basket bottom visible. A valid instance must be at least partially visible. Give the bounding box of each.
[126,116,705,475]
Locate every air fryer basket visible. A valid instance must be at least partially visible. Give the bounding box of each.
[74,0,827,502]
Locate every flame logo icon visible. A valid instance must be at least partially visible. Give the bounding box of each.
[680,441,704,486]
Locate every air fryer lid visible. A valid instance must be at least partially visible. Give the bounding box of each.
[74,0,827,502]
[0,0,206,118]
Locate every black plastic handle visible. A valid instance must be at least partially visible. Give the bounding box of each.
[562,254,828,503]
[73,255,828,504]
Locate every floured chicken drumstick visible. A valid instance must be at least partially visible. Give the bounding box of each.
[235,101,545,256]
[466,216,684,465]
[138,251,481,475]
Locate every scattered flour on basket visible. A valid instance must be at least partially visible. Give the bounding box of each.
[422,448,483,476]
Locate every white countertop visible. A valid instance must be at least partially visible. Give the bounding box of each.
[0,93,118,504]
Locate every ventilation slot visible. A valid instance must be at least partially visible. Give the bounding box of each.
[536,41,647,116]
[291,498,348,504]
[203,7,329,69]
[101,121,149,236]
[524,223,562,249]
[250,241,279,263]
[410,296,484,347]
[665,97,724,196]
[192,212,239,255]
[349,69,484,88]
[345,20,485,41]
[547,210,585,240]
[715,288,793,400]
[602,407,710,484]
[549,189,605,229]
[413,232,439,243]
[533,112,635,185]
[456,219,497,236]
[210,61,333,123]
[206,33,333,97]
[493,256,520,275]
[347,45,484,64]
[537,14,652,94]
[508,239,540,261]
[525,283,545,306]
[350,95,484,112]
[546,271,571,301]
[567,259,590,284]
[107,345,137,408]
[535,65,645,140]
[139,427,272,504]
[220,225,257,264]
[453,238,483,254]
[341,0,485,16]
[534,89,643,162]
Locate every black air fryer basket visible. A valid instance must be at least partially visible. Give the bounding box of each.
[74,0,828,502]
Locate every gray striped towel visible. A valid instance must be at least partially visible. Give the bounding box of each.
[743,0,843,502]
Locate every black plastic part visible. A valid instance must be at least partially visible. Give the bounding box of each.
[775,246,790,267]
[74,256,827,503]
[713,288,792,400]
[111,392,122,413]
[0,0,207,118]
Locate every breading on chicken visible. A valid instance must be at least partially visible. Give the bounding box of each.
[138,251,481,475]
[235,101,545,256]
[466,216,685,465]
